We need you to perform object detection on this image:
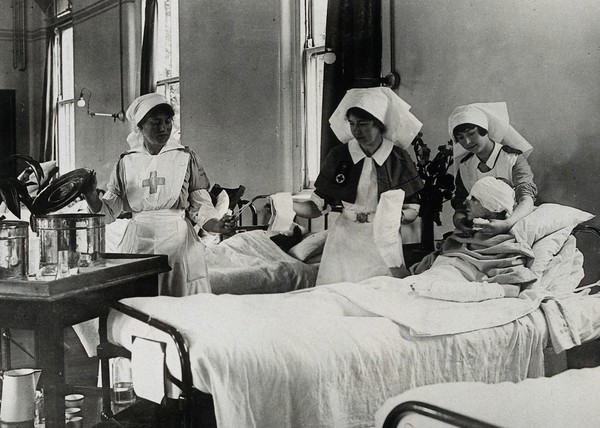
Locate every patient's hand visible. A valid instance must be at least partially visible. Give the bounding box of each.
[456,217,476,236]
[203,215,237,236]
[475,218,511,236]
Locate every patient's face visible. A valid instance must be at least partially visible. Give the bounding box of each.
[465,196,493,220]
[139,112,173,147]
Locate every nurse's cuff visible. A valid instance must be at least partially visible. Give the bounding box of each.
[190,188,220,227]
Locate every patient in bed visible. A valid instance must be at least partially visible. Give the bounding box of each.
[411,176,536,300]
[462,176,515,237]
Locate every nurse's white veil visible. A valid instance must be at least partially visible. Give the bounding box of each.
[329,87,423,150]
[448,102,533,165]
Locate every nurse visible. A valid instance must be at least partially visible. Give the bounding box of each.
[448,102,538,236]
[83,93,236,296]
[294,87,424,285]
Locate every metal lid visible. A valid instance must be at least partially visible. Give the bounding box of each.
[31,168,93,215]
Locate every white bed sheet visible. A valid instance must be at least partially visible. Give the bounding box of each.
[375,366,600,428]
[204,230,318,294]
[108,285,549,428]
[106,220,317,294]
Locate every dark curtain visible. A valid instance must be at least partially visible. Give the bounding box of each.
[320,0,382,160]
[40,28,56,162]
[140,0,158,95]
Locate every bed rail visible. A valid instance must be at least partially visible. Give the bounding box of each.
[381,401,501,428]
[99,301,211,428]
[572,223,600,239]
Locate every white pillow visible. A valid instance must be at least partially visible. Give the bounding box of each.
[288,230,328,262]
[528,226,572,277]
[511,203,594,246]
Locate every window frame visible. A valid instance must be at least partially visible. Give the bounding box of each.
[54,20,75,173]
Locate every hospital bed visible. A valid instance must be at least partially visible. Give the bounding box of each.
[375,365,600,427]
[100,204,600,427]
[105,218,319,296]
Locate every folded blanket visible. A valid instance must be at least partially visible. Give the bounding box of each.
[322,277,549,336]
[435,232,537,285]
[410,232,537,302]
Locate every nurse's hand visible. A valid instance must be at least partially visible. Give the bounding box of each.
[81,170,97,196]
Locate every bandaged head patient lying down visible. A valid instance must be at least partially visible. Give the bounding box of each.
[411,176,538,301]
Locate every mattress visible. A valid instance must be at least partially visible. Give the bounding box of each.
[375,366,600,428]
[108,285,551,428]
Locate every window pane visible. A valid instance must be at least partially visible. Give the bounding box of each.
[57,101,75,172]
[302,0,328,187]
[61,27,74,100]
[156,82,180,131]
[311,0,327,46]
[156,0,179,80]
[55,0,71,16]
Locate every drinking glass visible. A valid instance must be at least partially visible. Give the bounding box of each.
[111,357,136,405]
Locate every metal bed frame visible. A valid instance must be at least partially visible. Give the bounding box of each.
[98,224,600,428]
[381,401,501,428]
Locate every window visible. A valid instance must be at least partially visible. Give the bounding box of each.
[55,25,75,173]
[301,0,328,188]
[145,0,180,130]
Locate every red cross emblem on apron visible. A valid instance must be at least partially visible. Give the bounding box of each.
[142,171,166,194]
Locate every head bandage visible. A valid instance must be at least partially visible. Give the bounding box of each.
[448,102,533,165]
[329,87,423,149]
[468,176,515,216]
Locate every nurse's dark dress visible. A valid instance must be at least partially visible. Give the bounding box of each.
[312,139,423,285]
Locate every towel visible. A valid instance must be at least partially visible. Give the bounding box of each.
[267,192,296,233]
[131,337,166,404]
[372,189,405,268]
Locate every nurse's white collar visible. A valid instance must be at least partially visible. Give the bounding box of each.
[348,138,394,166]
[482,142,503,169]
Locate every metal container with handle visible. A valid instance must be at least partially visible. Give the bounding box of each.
[35,213,105,275]
[0,220,29,280]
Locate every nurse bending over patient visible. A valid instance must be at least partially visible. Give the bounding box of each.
[83,93,236,296]
[448,102,538,237]
[294,87,424,285]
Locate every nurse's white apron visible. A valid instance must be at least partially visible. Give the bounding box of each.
[118,148,210,296]
[119,209,210,296]
[316,208,392,285]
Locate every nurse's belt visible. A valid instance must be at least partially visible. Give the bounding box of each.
[373,189,406,268]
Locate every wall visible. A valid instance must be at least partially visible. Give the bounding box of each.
[392,0,600,236]
[73,0,136,184]
[0,0,46,159]
[71,0,297,198]
[179,0,298,198]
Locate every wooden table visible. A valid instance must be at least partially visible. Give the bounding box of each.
[0,253,170,428]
